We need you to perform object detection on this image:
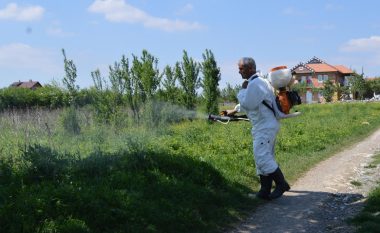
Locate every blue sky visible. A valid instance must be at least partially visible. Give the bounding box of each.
[0,0,379,89]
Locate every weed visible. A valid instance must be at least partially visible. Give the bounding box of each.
[351,180,362,186]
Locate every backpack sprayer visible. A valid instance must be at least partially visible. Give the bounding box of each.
[209,66,302,124]
[268,66,302,114]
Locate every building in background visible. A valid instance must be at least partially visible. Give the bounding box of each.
[291,57,353,103]
[10,80,42,90]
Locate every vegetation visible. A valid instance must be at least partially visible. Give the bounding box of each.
[351,187,380,232]
[219,83,240,103]
[2,48,380,232]
[177,50,200,111]
[1,102,380,232]
[201,49,221,114]
[367,78,380,95]
[351,153,380,233]
[321,80,335,102]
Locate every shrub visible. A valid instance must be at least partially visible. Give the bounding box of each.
[60,107,81,135]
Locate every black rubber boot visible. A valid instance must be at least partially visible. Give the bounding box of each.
[269,167,290,199]
[256,175,273,200]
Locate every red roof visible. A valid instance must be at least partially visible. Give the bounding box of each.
[335,65,353,74]
[9,80,42,89]
[18,81,40,89]
[306,63,338,73]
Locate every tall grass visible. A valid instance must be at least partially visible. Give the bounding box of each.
[1,102,380,232]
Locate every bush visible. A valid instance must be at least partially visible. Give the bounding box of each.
[40,218,90,233]
[60,107,81,135]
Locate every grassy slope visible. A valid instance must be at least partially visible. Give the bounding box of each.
[1,102,380,232]
[350,153,380,233]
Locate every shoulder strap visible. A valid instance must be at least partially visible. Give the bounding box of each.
[262,101,276,116]
[248,74,259,82]
[248,75,276,116]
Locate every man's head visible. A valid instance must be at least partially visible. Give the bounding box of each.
[238,57,256,80]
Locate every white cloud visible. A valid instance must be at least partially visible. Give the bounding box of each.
[47,27,76,37]
[88,0,203,31]
[0,43,60,74]
[0,3,44,21]
[45,20,75,37]
[176,3,194,16]
[341,36,380,52]
[338,36,380,77]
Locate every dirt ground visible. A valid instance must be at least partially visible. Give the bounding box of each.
[228,128,380,233]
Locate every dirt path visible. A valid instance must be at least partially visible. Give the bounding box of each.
[228,128,380,233]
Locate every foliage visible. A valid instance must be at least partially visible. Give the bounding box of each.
[62,49,79,106]
[220,83,240,103]
[90,70,114,122]
[159,65,182,104]
[348,72,369,100]
[367,78,380,95]
[334,83,350,100]
[1,103,380,232]
[321,80,335,102]
[60,106,81,135]
[291,82,319,94]
[119,55,141,121]
[177,50,200,110]
[201,49,221,114]
[131,50,161,103]
[351,186,380,233]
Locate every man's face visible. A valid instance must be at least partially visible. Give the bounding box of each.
[238,63,254,79]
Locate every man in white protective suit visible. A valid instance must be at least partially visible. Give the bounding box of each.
[236,57,290,200]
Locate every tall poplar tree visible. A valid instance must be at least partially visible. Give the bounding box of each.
[201,49,221,114]
[178,50,200,110]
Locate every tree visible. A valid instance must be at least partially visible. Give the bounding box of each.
[201,49,221,114]
[367,78,380,95]
[334,83,350,100]
[125,56,141,120]
[321,80,335,102]
[91,69,114,122]
[161,65,180,104]
[62,49,79,106]
[177,50,200,110]
[131,50,161,102]
[61,49,81,134]
[349,72,368,100]
[220,83,240,103]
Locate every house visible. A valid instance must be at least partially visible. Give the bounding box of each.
[291,57,353,103]
[10,80,42,90]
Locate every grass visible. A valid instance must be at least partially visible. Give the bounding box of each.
[350,187,380,233]
[351,181,363,186]
[351,152,380,233]
[369,152,380,167]
[1,102,380,232]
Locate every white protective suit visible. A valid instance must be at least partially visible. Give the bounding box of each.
[237,73,280,175]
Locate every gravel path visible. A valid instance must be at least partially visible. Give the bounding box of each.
[228,128,380,233]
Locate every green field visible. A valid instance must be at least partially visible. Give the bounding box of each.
[1,102,380,233]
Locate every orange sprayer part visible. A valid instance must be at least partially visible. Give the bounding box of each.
[278,90,291,114]
[270,66,288,72]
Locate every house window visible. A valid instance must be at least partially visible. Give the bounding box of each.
[318,75,323,83]
[318,74,329,83]
[307,76,312,86]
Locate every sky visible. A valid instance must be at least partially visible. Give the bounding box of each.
[0,0,380,89]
